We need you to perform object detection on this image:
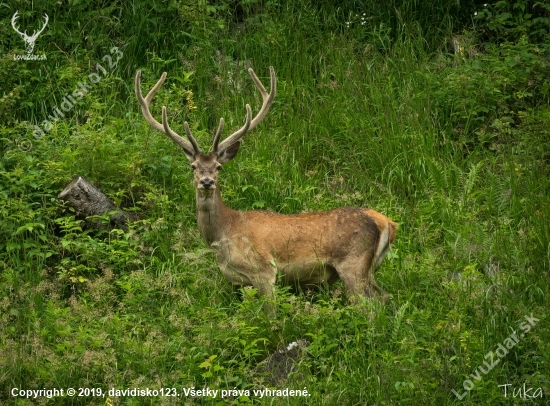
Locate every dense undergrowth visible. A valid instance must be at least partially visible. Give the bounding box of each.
[1,0,549,405]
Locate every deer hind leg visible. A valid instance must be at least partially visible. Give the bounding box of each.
[370,277,389,304]
[334,252,387,304]
[365,254,390,304]
[369,223,394,303]
[334,256,377,301]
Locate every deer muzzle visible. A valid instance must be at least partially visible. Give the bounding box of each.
[200,179,215,189]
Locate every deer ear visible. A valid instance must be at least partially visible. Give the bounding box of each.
[217,141,241,164]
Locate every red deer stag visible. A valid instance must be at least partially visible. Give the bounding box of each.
[135,67,397,316]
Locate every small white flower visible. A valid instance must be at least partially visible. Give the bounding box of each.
[484,3,487,6]
[286,341,300,351]
[474,11,477,15]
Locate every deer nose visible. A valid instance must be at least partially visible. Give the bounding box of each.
[200,179,214,189]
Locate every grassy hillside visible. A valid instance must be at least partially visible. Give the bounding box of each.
[1,1,549,405]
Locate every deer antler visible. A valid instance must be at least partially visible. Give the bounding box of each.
[135,67,275,157]
[135,70,197,155]
[215,67,276,153]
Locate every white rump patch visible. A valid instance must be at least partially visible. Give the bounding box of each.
[373,225,390,270]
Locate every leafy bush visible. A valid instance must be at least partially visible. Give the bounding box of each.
[475,0,550,43]
[430,34,549,146]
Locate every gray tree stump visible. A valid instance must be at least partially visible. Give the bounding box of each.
[57,176,130,230]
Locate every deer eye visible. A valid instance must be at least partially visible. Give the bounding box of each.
[191,164,197,170]
[216,166,221,171]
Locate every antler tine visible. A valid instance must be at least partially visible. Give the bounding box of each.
[162,107,201,154]
[248,66,276,131]
[215,105,252,153]
[212,118,225,153]
[135,70,167,133]
[135,70,195,153]
[217,67,276,152]
[182,122,203,154]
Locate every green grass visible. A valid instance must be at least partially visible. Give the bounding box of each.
[1,1,549,405]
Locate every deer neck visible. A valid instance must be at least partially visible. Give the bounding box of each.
[195,185,231,245]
